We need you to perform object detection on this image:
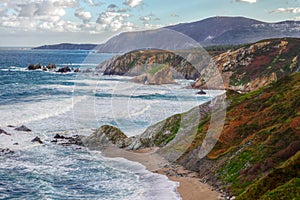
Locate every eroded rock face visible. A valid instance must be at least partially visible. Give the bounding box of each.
[193,38,300,91]
[99,50,200,80]
[131,65,176,85]
[82,125,132,149]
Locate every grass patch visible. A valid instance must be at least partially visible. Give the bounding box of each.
[148,64,167,75]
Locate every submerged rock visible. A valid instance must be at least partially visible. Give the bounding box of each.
[82,125,131,149]
[15,125,31,132]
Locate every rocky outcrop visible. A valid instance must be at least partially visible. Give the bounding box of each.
[99,49,200,80]
[56,66,72,73]
[193,38,300,91]
[132,65,176,85]
[14,125,31,132]
[0,129,10,135]
[28,63,42,70]
[82,125,132,149]
[31,136,43,144]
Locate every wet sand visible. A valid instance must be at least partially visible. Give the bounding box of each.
[101,146,220,200]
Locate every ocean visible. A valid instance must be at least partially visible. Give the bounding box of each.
[0,49,222,199]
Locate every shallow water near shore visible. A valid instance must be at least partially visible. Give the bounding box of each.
[0,49,223,199]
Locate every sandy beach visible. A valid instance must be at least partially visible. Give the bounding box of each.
[101,146,220,200]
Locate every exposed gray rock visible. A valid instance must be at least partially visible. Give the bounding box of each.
[31,136,43,144]
[82,125,132,149]
[0,129,10,135]
[15,125,31,132]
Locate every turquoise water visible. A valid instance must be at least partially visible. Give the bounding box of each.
[0,49,220,199]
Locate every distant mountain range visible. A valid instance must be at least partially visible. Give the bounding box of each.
[34,43,100,50]
[34,16,300,52]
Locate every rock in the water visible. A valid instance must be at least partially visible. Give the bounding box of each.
[0,129,10,135]
[28,63,42,70]
[0,148,14,155]
[82,125,131,149]
[57,66,71,73]
[31,136,43,144]
[46,63,56,70]
[15,125,31,132]
[196,90,206,95]
[74,68,80,73]
[54,134,65,139]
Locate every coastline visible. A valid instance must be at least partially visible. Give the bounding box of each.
[101,146,220,200]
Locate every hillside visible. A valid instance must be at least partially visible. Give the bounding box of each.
[194,37,300,91]
[99,49,200,80]
[97,17,300,53]
[153,72,300,198]
[99,38,300,90]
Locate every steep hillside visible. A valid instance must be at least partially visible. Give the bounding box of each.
[133,72,300,198]
[99,49,200,80]
[98,17,300,53]
[193,38,300,91]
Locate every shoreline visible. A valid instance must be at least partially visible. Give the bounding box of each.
[101,146,220,200]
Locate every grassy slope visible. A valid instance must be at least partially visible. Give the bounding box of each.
[169,72,300,198]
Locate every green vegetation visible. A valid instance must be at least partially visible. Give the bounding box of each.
[175,72,300,199]
[148,64,167,75]
[154,114,181,146]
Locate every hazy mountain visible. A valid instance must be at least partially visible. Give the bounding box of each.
[34,43,101,50]
[98,16,300,52]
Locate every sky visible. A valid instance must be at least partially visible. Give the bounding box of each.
[0,0,299,47]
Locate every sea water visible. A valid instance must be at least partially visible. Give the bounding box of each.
[0,49,222,199]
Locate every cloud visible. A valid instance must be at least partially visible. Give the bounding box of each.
[96,10,133,31]
[124,0,142,8]
[235,0,257,3]
[84,0,103,7]
[295,16,300,20]
[170,13,180,17]
[139,16,150,21]
[75,9,92,23]
[270,7,300,14]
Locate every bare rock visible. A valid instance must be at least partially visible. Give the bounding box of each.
[15,125,31,132]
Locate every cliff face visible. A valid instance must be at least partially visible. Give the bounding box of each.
[134,72,300,199]
[193,38,300,91]
[98,49,200,80]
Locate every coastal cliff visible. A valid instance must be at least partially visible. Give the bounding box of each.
[98,49,200,80]
[81,72,300,199]
[141,72,300,199]
[194,38,300,91]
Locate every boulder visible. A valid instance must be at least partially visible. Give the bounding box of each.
[74,68,80,72]
[57,66,71,73]
[31,136,43,144]
[0,129,10,135]
[196,89,206,95]
[28,63,42,70]
[46,63,56,70]
[82,125,131,149]
[14,125,31,132]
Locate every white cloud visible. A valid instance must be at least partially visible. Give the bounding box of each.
[140,16,150,21]
[84,0,103,7]
[295,16,300,20]
[96,10,133,31]
[75,9,92,23]
[270,7,300,14]
[124,0,142,8]
[235,0,257,3]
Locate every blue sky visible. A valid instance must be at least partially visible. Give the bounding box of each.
[0,0,299,46]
